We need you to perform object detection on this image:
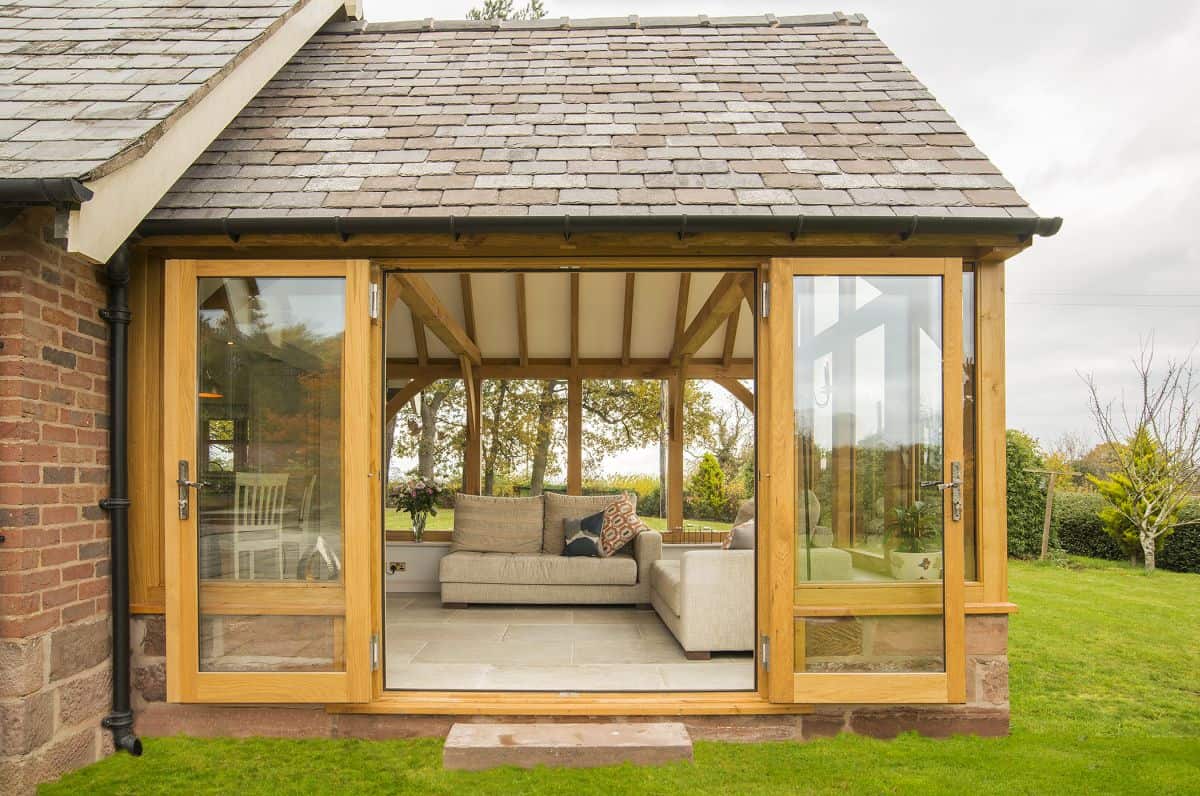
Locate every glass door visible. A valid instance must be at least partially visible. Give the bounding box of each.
[164,260,372,703]
[764,259,966,704]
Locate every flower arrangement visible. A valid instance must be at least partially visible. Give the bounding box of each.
[392,478,444,542]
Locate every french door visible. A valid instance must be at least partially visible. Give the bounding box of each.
[163,260,372,703]
[763,259,967,704]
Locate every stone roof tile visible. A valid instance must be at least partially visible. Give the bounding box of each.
[151,14,1033,219]
[0,0,303,180]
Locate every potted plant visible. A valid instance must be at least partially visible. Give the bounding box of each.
[887,500,943,580]
[392,477,443,542]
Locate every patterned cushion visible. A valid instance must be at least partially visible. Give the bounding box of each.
[562,511,605,557]
[451,494,544,554]
[542,492,625,555]
[598,494,648,557]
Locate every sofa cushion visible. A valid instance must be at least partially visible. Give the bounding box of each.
[563,510,605,557]
[439,551,638,587]
[451,494,544,554]
[650,559,682,616]
[598,494,648,557]
[728,520,755,550]
[542,492,625,555]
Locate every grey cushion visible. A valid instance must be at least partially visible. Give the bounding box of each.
[729,520,756,550]
[733,498,756,526]
[541,492,625,555]
[439,551,638,587]
[650,559,681,616]
[451,494,544,554]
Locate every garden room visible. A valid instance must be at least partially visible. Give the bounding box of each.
[379,268,759,692]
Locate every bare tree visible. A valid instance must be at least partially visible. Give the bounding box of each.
[1083,340,1200,572]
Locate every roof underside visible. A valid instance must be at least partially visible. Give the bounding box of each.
[152,13,1034,222]
[0,0,302,181]
[385,270,753,369]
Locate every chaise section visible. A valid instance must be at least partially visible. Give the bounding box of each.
[651,549,754,657]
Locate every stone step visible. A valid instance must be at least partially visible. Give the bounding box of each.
[443,721,693,770]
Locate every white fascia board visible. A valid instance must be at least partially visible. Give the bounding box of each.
[66,0,344,263]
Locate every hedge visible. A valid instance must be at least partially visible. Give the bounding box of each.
[1049,491,1200,574]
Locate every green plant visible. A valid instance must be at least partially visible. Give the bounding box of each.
[888,499,937,553]
[1006,429,1047,557]
[686,453,731,521]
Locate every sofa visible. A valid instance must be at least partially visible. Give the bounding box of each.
[438,492,662,606]
[649,549,755,659]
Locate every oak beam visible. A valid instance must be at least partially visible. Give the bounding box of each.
[671,273,749,364]
[386,357,754,381]
[460,273,476,342]
[622,272,635,366]
[384,377,435,423]
[721,303,740,368]
[460,355,478,440]
[570,272,580,368]
[567,377,583,495]
[667,363,686,533]
[411,316,428,366]
[516,273,528,368]
[391,273,482,365]
[714,377,754,412]
[673,272,691,351]
[465,370,482,495]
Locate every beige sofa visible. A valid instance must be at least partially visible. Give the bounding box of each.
[649,550,755,658]
[438,493,662,606]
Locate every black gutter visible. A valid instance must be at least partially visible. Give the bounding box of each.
[137,213,1062,243]
[98,243,142,757]
[0,178,93,208]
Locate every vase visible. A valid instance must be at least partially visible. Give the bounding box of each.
[411,512,427,543]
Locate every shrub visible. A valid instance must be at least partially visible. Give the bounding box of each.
[1006,429,1046,558]
[1051,490,1200,574]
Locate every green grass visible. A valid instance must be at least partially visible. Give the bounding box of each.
[42,558,1200,795]
[385,507,733,533]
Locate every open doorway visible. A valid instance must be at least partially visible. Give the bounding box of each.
[380,269,757,692]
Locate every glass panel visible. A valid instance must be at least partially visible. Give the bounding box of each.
[792,275,945,674]
[196,276,346,673]
[962,270,978,579]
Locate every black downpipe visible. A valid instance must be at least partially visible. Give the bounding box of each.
[98,243,143,757]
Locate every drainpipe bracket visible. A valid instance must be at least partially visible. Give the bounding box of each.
[99,307,132,324]
[99,497,131,511]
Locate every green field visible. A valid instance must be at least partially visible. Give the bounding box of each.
[385,507,734,533]
[42,558,1200,794]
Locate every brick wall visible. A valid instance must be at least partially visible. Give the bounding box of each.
[0,209,114,795]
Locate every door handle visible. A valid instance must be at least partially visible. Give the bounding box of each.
[921,462,963,522]
[176,460,208,520]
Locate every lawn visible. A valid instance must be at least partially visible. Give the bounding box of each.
[384,507,734,533]
[43,558,1200,794]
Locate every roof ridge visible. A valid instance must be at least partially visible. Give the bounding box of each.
[321,12,868,35]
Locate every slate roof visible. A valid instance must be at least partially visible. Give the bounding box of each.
[0,0,302,180]
[151,13,1035,221]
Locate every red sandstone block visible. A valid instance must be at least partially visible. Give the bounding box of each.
[444,723,693,770]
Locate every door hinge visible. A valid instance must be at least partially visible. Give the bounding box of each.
[368,282,380,320]
[761,282,770,318]
[369,634,380,671]
[760,634,770,672]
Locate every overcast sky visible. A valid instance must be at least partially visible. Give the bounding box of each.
[366,0,1200,454]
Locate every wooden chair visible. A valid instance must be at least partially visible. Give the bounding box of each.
[283,475,318,577]
[232,472,289,580]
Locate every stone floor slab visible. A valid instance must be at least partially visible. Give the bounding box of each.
[443,722,693,770]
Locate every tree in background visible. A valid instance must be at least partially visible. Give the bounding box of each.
[1088,429,1182,566]
[467,0,546,21]
[1084,342,1200,572]
[686,452,729,521]
[1006,429,1046,558]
